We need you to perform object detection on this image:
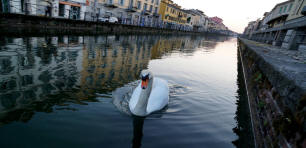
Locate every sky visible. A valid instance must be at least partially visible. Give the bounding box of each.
[172,0,288,33]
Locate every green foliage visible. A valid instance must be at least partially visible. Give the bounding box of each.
[258,100,265,109]
[264,120,268,127]
[254,73,262,82]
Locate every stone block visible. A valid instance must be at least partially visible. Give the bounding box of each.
[282,43,289,49]
[273,41,277,46]
[298,44,306,51]
[286,30,294,35]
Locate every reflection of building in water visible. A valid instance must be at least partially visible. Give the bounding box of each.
[0,36,83,114]
[151,35,222,58]
[78,35,152,95]
[0,35,231,124]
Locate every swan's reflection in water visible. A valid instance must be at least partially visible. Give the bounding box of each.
[132,116,145,148]
[111,82,167,148]
[111,82,145,148]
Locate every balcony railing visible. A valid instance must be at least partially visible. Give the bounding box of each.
[126,5,138,12]
[153,12,159,17]
[104,1,118,8]
[142,10,151,15]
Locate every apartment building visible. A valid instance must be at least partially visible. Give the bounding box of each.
[158,0,188,30]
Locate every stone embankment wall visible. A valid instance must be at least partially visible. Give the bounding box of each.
[0,13,200,36]
[238,38,306,148]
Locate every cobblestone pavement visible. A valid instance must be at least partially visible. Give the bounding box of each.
[240,38,306,95]
[245,40,306,64]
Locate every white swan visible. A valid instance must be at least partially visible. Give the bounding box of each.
[129,70,169,116]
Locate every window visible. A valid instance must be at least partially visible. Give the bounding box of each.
[137,1,141,9]
[154,7,158,13]
[166,7,168,11]
[144,3,147,11]
[149,5,152,12]
[283,5,287,13]
[120,0,124,5]
[151,0,154,3]
[59,4,65,16]
[288,3,293,11]
[156,0,159,5]
[279,7,283,14]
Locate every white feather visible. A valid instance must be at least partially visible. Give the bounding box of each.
[129,77,169,116]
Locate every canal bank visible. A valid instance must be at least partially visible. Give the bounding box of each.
[238,38,306,147]
[0,13,230,37]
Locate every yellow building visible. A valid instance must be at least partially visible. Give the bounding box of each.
[158,0,187,25]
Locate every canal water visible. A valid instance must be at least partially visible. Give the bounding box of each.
[0,35,254,148]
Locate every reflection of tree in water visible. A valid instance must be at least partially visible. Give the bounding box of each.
[232,55,255,148]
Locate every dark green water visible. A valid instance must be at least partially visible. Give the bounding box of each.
[0,35,254,148]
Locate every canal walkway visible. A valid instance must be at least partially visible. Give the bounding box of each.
[0,13,233,36]
[238,38,306,147]
[240,38,306,95]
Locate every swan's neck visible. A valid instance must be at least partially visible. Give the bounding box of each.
[133,78,153,116]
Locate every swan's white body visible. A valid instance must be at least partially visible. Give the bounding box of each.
[129,77,169,116]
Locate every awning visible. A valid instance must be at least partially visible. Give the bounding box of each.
[59,1,81,7]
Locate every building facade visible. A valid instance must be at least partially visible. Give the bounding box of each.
[88,0,161,26]
[1,0,232,33]
[158,0,188,30]
[243,0,306,50]
[266,0,294,28]
[1,0,88,19]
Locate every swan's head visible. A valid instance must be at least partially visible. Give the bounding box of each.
[140,70,153,90]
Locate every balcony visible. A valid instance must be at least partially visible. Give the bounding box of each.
[104,2,118,8]
[126,6,138,12]
[266,13,288,25]
[142,10,151,15]
[153,12,159,17]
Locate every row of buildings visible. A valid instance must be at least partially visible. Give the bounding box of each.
[0,0,233,33]
[243,0,306,50]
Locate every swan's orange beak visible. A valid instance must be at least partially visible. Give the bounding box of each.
[141,79,148,89]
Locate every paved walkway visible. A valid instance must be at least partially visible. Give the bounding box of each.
[240,38,306,108]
